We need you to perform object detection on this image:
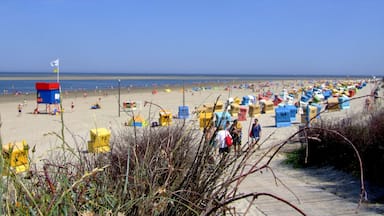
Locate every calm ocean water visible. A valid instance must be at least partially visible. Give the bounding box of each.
[0,72,367,95]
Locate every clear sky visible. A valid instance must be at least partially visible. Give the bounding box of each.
[0,0,383,75]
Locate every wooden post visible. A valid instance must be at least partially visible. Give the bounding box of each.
[118,79,121,117]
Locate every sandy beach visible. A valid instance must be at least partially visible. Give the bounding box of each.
[1,77,382,214]
[0,78,375,162]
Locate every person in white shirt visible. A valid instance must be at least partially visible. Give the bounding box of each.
[215,126,231,154]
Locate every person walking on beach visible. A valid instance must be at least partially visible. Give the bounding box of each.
[373,87,380,103]
[229,119,242,156]
[250,118,262,148]
[215,126,231,155]
[71,101,75,112]
[17,103,23,116]
[225,120,231,131]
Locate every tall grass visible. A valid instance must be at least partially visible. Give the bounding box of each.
[1,95,377,215]
[0,114,3,216]
[296,107,384,186]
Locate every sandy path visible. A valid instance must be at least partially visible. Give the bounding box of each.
[232,81,384,215]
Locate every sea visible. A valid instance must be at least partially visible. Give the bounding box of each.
[0,72,370,95]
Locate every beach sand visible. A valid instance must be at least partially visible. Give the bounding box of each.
[0,77,380,214]
[0,78,374,159]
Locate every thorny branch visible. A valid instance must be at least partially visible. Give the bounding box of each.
[202,192,306,216]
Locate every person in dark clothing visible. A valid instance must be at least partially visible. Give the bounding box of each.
[229,119,242,156]
[250,118,262,147]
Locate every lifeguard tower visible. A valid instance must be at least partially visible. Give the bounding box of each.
[35,82,60,114]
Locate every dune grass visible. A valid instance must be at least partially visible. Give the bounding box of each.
[288,104,384,186]
[1,94,379,215]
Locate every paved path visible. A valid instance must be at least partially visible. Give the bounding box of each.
[232,152,384,215]
[229,82,384,215]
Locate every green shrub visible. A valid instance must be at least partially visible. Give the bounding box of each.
[285,147,307,168]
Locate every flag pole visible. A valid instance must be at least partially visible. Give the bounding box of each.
[57,58,60,83]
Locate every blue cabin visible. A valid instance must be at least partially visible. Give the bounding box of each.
[178,106,190,119]
[323,90,332,100]
[241,96,250,105]
[300,95,310,103]
[305,90,313,98]
[286,105,298,121]
[215,112,231,128]
[275,107,291,128]
[338,95,350,109]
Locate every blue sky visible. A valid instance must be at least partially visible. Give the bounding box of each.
[0,0,383,75]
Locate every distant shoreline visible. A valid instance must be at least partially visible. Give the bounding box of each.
[0,74,375,106]
[0,72,374,81]
[0,75,237,81]
[0,81,228,104]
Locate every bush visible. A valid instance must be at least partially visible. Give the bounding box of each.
[293,108,384,185]
[1,122,260,215]
[285,147,307,168]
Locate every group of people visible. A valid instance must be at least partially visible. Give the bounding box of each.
[365,85,381,111]
[21,101,75,115]
[205,118,262,156]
